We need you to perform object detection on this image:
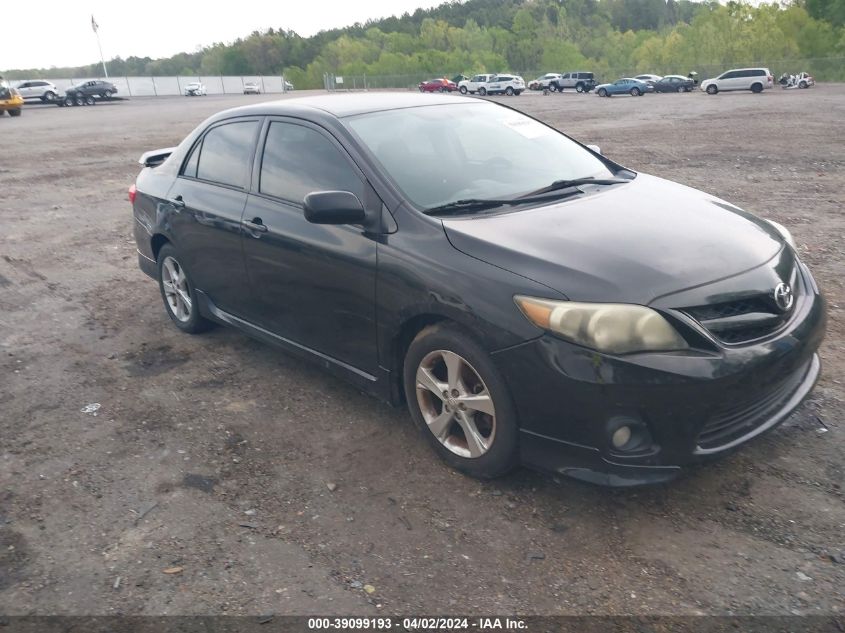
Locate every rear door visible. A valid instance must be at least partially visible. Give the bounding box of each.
[241,118,379,373]
[166,117,262,316]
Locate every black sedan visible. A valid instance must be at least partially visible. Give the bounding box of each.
[64,79,117,104]
[129,94,825,486]
[653,75,696,92]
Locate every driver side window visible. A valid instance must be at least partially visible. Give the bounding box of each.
[259,122,364,205]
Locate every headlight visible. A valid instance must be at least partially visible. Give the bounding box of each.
[765,219,796,249]
[514,296,688,354]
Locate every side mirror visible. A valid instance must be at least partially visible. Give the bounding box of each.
[586,144,602,155]
[303,191,366,225]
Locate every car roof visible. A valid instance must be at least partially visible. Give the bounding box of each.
[217,93,482,119]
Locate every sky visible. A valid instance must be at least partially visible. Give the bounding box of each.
[4,0,445,70]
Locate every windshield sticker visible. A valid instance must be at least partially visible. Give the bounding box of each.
[501,117,549,139]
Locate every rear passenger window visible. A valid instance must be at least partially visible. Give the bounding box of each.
[194,121,259,188]
[182,141,201,178]
[259,122,363,205]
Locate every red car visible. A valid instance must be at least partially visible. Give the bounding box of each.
[418,78,457,93]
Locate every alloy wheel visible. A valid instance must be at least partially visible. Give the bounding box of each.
[161,256,192,322]
[415,350,496,459]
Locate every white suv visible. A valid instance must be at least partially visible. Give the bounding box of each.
[15,80,59,102]
[458,74,495,95]
[701,68,774,94]
[485,74,525,96]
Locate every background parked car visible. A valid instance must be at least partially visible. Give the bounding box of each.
[284,80,295,91]
[458,74,495,94]
[529,73,562,90]
[243,82,261,94]
[634,74,662,85]
[65,80,117,101]
[596,78,648,97]
[419,78,457,93]
[485,74,525,96]
[549,71,597,93]
[15,80,58,102]
[779,71,815,89]
[0,81,24,116]
[701,68,774,94]
[652,75,696,92]
[184,82,207,96]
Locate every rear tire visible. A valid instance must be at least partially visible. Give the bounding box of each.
[85,95,96,106]
[751,83,763,93]
[505,86,514,96]
[8,109,21,117]
[549,84,557,92]
[156,244,211,334]
[403,324,519,479]
[676,85,685,93]
[103,89,113,99]
[478,87,487,96]
[799,81,808,89]
[42,91,56,102]
[63,96,74,106]
[706,84,718,95]
[73,95,84,106]
[575,83,584,93]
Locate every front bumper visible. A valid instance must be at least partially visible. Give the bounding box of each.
[492,267,826,487]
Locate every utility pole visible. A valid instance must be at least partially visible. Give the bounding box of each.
[91,15,109,78]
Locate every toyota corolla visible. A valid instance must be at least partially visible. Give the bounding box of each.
[130,94,825,485]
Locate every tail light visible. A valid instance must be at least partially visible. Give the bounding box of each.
[128,183,137,204]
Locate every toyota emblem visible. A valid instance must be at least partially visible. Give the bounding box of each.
[773,282,794,312]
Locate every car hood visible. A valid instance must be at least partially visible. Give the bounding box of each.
[442,173,783,305]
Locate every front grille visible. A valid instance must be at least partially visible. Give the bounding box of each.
[697,360,809,449]
[682,263,799,345]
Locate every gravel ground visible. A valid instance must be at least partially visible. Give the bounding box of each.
[0,87,843,616]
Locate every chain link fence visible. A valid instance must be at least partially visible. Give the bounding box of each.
[322,58,845,92]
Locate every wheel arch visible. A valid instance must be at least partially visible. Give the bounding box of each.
[150,233,171,261]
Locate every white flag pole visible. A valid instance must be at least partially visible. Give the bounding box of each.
[91,15,109,78]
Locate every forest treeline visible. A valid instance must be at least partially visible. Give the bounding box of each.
[5,0,845,84]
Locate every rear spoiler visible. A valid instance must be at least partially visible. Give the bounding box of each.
[138,147,177,168]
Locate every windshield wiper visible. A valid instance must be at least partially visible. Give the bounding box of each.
[425,187,591,216]
[424,178,628,216]
[520,177,629,198]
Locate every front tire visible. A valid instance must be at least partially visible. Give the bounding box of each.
[630,87,641,96]
[403,324,519,479]
[706,84,718,95]
[576,83,584,93]
[598,88,608,97]
[8,109,21,117]
[459,86,467,94]
[63,96,74,106]
[85,95,96,106]
[478,87,487,96]
[73,95,84,106]
[799,80,808,89]
[549,84,557,92]
[103,89,113,99]
[156,244,211,334]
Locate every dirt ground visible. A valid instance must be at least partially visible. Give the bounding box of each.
[0,87,843,617]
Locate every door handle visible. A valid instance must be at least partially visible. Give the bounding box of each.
[243,218,268,234]
[169,195,185,210]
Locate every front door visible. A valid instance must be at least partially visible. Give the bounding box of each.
[241,118,379,374]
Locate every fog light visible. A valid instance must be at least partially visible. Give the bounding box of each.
[612,425,632,449]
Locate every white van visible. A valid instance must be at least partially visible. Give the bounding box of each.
[701,68,774,94]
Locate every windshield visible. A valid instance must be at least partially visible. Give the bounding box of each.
[345,102,614,209]
[0,79,10,99]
